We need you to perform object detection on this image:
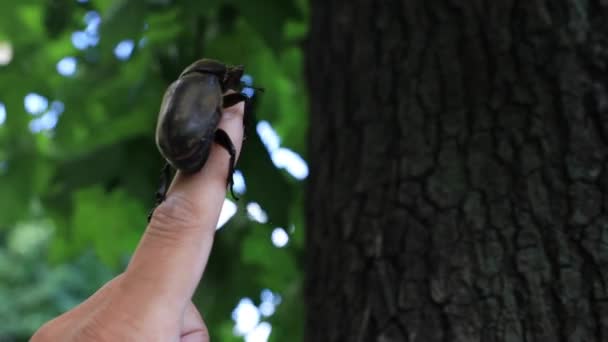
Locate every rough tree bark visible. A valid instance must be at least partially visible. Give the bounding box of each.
[305,1,608,341]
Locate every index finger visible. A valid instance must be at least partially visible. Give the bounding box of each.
[120,100,245,315]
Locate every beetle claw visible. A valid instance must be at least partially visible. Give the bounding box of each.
[214,129,239,200]
[243,85,265,93]
[147,163,173,222]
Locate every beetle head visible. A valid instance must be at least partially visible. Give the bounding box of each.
[223,65,244,92]
[180,58,244,92]
[180,58,227,78]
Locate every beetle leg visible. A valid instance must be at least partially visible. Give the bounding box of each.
[241,85,265,93]
[223,93,248,108]
[214,129,239,200]
[147,163,173,222]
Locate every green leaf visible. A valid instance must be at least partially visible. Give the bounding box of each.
[61,186,145,267]
[236,0,300,53]
[98,0,146,59]
[241,224,297,288]
[144,9,183,47]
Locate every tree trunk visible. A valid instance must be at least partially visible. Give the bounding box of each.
[305,1,608,341]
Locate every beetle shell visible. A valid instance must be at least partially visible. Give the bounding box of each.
[156,73,221,172]
[155,59,244,173]
[148,59,247,221]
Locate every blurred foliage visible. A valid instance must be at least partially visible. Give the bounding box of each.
[0,0,308,341]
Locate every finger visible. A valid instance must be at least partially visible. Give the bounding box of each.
[181,302,209,342]
[123,99,245,313]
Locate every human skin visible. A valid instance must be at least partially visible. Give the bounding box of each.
[31,98,245,342]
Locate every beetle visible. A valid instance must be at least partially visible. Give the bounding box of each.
[148,58,251,221]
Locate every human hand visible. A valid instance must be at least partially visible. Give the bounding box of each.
[31,99,245,342]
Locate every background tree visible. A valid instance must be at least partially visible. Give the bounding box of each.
[306,0,608,341]
[0,0,307,341]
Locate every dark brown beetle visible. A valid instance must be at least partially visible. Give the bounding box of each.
[149,59,250,221]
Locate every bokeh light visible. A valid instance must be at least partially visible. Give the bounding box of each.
[257,121,281,152]
[24,93,48,115]
[0,41,13,65]
[233,170,246,194]
[217,199,237,229]
[257,120,309,180]
[271,148,309,180]
[0,102,6,125]
[114,40,134,60]
[232,298,260,335]
[29,101,64,133]
[245,322,272,342]
[271,227,289,248]
[246,202,268,223]
[241,74,253,86]
[57,57,77,76]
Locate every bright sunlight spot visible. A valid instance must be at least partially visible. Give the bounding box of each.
[232,298,260,335]
[57,57,77,76]
[71,30,99,50]
[70,11,101,51]
[29,112,58,133]
[241,74,253,86]
[256,120,309,180]
[242,87,256,98]
[24,93,48,115]
[231,289,281,342]
[71,31,88,49]
[217,199,237,229]
[258,301,275,317]
[271,228,289,248]
[271,148,309,180]
[50,100,65,113]
[0,102,6,125]
[246,202,268,223]
[233,170,246,194]
[260,289,279,304]
[29,101,64,133]
[245,322,272,342]
[240,74,256,98]
[114,40,134,61]
[83,11,100,45]
[259,289,281,317]
[84,11,100,29]
[256,121,281,152]
[0,41,13,65]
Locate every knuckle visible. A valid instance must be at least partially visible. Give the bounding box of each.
[185,329,210,342]
[148,193,201,238]
[77,318,108,341]
[200,327,210,341]
[77,317,124,342]
[77,309,143,342]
